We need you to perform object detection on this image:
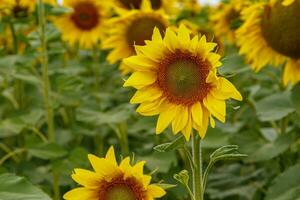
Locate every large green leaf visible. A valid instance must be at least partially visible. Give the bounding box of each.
[255,91,294,121]
[291,83,300,115]
[246,134,293,162]
[28,143,67,160]
[266,164,300,200]
[0,173,51,200]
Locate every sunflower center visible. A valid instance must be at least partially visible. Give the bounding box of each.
[106,185,136,200]
[226,9,242,30]
[261,0,300,59]
[13,5,28,18]
[126,16,166,49]
[151,0,162,9]
[100,176,144,200]
[71,2,99,31]
[157,51,211,105]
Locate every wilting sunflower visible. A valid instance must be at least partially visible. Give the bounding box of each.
[103,0,169,74]
[123,25,242,140]
[54,0,109,49]
[236,0,300,86]
[210,0,249,43]
[64,146,166,200]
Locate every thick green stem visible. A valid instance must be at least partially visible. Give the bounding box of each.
[192,132,203,200]
[37,0,55,141]
[118,122,129,156]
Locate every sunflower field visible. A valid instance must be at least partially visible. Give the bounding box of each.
[0,0,300,199]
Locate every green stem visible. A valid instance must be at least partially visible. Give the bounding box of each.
[203,161,214,191]
[192,132,203,200]
[37,0,55,142]
[0,148,26,165]
[53,172,60,200]
[118,122,129,156]
[9,20,18,54]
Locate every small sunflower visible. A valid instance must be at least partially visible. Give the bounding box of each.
[64,146,166,200]
[103,0,169,74]
[54,0,109,49]
[210,0,249,43]
[110,0,176,14]
[236,0,300,86]
[1,0,56,17]
[123,25,242,140]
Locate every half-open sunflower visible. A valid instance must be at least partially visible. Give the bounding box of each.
[236,0,300,86]
[210,0,249,43]
[103,0,169,74]
[64,146,166,200]
[54,0,109,49]
[123,25,242,140]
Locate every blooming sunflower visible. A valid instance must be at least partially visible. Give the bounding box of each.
[110,0,176,14]
[123,25,242,140]
[54,0,109,49]
[103,0,169,74]
[236,0,300,86]
[64,146,166,200]
[1,0,56,17]
[210,0,249,43]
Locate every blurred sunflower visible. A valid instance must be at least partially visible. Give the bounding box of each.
[236,0,300,86]
[110,0,176,14]
[64,146,166,200]
[103,0,169,74]
[54,0,109,49]
[0,0,56,17]
[123,25,242,140]
[210,0,249,43]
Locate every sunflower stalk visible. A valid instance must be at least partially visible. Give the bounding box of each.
[37,0,55,142]
[192,132,204,200]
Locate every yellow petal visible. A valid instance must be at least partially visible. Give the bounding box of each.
[63,188,98,200]
[164,28,180,52]
[172,106,188,134]
[217,77,243,100]
[152,27,163,42]
[123,71,157,89]
[156,103,178,134]
[191,102,203,127]
[87,155,120,180]
[147,185,166,198]
[130,86,163,104]
[124,55,156,72]
[105,146,117,166]
[71,169,101,188]
[203,95,226,123]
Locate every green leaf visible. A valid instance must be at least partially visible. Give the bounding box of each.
[246,134,293,162]
[28,143,67,160]
[291,83,300,116]
[154,135,186,152]
[255,91,294,121]
[0,118,26,138]
[0,173,51,200]
[265,164,300,200]
[155,183,177,190]
[210,145,247,162]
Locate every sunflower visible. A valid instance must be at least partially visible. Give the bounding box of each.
[210,0,249,43]
[236,0,300,86]
[103,0,169,74]
[64,146,166,200]
[54,0,109,49]
[123,25,242,140]
[0,0,56,17]
[110,0,176,14]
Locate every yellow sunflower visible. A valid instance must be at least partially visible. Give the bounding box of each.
[54,0,109,49]
[236,0,300,86]
[103,0,169,75]
[64,146,166,200]
[210,0,250,43]
[0,0,56,17]
[123,25,242,140]
[110,0,176,14]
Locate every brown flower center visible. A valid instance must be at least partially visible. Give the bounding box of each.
[119,0,162,9]
[100,176,145,200]
[126,16,166,50]
[157,51,212,106]
[13,5,28,18]
[71,2,100,31]
[261,0,300,59]
[226,9,242,30]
